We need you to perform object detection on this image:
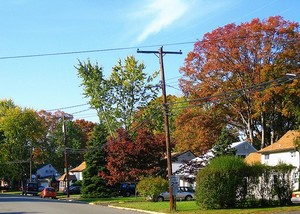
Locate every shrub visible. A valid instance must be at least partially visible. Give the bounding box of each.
[137,176,168,201]
[195,156,248,209]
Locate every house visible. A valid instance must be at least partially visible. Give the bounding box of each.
[36,164,58,179]
[34,164,60,188]
[171,150,196,174]
[190,140,257,167]
[230,141,257,158]
[245,130,300,190]
[70,161,86,181]
[244,152,261,165]
[168,150,196,187]
[176,141,257,187]
[58,173,77,192]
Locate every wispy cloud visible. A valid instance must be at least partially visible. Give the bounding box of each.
[135,0,189,42]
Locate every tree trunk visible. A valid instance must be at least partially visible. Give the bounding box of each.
[247,118,254,143]
[261,111,265,149]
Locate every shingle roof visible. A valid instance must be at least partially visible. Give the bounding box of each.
[70,162,86,172]
[244,152,261,165]
[58,173,77,181]
[259,130,300,154]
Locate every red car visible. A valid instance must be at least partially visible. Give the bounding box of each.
[40,187,56,199]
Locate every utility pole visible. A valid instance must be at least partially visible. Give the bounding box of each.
[137,46,182,211]
[62,115,69,198]
[29,148,32,182]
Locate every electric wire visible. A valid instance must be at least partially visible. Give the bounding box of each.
[0,34,298,61]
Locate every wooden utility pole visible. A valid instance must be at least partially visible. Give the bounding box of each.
[62,116,69,198]
[137,46,182,211]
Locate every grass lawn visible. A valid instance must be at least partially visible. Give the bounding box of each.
[109,200,300,214]
[3,191,300,213]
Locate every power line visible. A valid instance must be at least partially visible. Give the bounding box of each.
[0,41,194,60]
[46,103,89,112]
[168,75,298,109]
[1,32,297,61]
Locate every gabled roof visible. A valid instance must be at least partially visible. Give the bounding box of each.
[231,141,253,148]
[58,173,77,181]
[244,152,261,165]
[70,162,86,172]
[171,150,196,159]
[259,130,300,154]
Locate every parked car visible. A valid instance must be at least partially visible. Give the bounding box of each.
[22,182,38,196]
[291,191,300,204]
[118,182,137,197]
[157,186,195,202]
[40,187,56,199]
[63,185,81,194]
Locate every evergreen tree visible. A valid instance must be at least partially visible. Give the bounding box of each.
[81,124,111,198]
[212,127,238,157]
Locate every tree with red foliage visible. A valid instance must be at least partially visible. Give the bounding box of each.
[103,128,166,185]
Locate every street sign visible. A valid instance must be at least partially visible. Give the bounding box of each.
[170,175,179,195]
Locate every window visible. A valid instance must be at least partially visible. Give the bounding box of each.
[265,154,269,160]
[293,172,298,183]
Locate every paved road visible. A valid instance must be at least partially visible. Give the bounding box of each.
[0,194,142,214]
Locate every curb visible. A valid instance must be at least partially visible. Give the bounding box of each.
[107,205,166,214]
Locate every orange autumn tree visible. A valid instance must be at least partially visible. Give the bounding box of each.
[174,106,226,155]
[179,16,300,149]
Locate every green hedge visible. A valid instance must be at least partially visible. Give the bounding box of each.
[195,156,295,209]
[137,176,168,201]
[195,156,248,209]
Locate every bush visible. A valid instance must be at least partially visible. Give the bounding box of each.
[195,156,248,209]
[137,176,168,201]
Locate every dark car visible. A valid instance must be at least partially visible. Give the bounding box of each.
[118,182,137,197]
[63,186,81,194]
[22,182,38,196]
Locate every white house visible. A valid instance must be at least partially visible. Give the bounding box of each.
[245,130,300,190]
[176,141,257,187]
[36,164,58,179]
[70,161,86,181]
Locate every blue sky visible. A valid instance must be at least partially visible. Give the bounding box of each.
[0,0,299,122]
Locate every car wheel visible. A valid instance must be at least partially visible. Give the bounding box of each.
[157,196,164,202]
[185,195,193,201]
[125,192,130,197]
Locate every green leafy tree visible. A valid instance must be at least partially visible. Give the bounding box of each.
[77,56,159,137]
[136,95,186,135]
[0,101,45,184]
